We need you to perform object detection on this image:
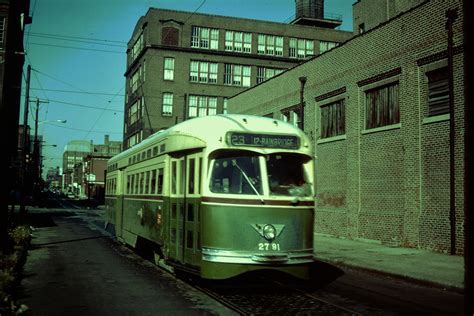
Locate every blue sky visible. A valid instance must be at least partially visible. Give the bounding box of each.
[23,0,354,175]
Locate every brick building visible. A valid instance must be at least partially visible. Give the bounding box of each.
[123,0,353,149]
[229,0,465,254]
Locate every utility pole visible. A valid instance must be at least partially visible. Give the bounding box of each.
[19,65,31,214]
[446,8,457,256]
[32,97,49,200]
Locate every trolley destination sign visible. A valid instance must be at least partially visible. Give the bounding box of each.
[227,132,300,149]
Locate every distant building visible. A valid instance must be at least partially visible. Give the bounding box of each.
[63,140,92,193]
[123,0,352,149]
[229,0,466,254]
[63,135,122,198]
[45,167,62,191]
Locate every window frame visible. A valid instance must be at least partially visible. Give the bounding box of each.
[162,92,173,117]
[426,66,449,117]
[225,30,252,53]
[189,60,218,84]
[163,57,175,81]
[319,98,346,139]
[289,37,314,59]
[191,26,219,50]
[224,64,251,87]
[188,95,218,118]
[257,34,283,56]
[364,79,400,130]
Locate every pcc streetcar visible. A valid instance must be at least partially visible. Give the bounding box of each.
[105,114,315,279]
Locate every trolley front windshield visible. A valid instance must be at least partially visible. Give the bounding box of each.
[209,151,312,197]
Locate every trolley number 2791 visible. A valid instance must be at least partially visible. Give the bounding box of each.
[258,243,281,251]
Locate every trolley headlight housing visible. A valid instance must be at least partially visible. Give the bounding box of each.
[263,224,276,241]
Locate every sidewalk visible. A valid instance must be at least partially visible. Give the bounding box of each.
[314,234,464,291]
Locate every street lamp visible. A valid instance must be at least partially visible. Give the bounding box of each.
[39,119,67,125]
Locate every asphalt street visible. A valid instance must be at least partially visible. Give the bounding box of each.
[20,208,236,315]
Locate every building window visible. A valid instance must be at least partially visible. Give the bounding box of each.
[128,132,142,148]
[164,57,174,80]
[319,40,338,54]
[427,67,449,116]
[131,68,140,93]
[223,98,228,114]
[256,67,284,84]
[257,34,283,56]
[320,99,345,138]
[188,95,218,118]
[281,108,300,127]
[365,82,400,129]
[289,38,314,59]
[131,32,144,62]
[189,60,218,83]
[224,64,251,87]
[162,26,179,46]
[0,17,5,43]
[191,26,219,50]
[162,92,173,116]
[225,31,252,53]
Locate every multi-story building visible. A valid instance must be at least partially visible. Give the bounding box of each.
[229,0,465,254]
[123,0,353,149]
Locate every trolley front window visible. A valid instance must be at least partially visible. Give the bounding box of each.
[210,154,262,195]
[267,154,312,197]
[209,151,312,197]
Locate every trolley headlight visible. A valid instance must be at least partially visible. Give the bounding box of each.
[263,224,276,241]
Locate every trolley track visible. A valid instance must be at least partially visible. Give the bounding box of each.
[179,272,360,315]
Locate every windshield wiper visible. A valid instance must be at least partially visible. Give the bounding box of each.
[232,159,264,203]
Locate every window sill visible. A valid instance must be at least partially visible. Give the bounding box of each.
[423,114,450,125]
[362,123,401,135]
[317,134,346,144]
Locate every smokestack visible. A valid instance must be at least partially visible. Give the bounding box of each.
[295,0,324,20]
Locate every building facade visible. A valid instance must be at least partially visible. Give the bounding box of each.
[123,1,352,149]
[229,0,465,254]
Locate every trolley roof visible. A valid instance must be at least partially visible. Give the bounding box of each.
[108,114,312,165]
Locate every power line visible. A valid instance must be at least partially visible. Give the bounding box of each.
[28,42,125,54]
[41,122,122,135]
[47,99,124,113]
[29,87,125,97]
[26,31,127,44]
[27,33,126,48]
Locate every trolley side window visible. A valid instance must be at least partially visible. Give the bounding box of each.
[150,170,157,194]
[158,168,164,194]
[210,154,262,195]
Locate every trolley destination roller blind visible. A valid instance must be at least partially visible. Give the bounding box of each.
[227,132,300,149]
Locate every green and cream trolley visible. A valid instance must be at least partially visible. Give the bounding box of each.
[105,114,315,279]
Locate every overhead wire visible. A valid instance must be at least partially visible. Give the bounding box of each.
[28,42,125,54]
